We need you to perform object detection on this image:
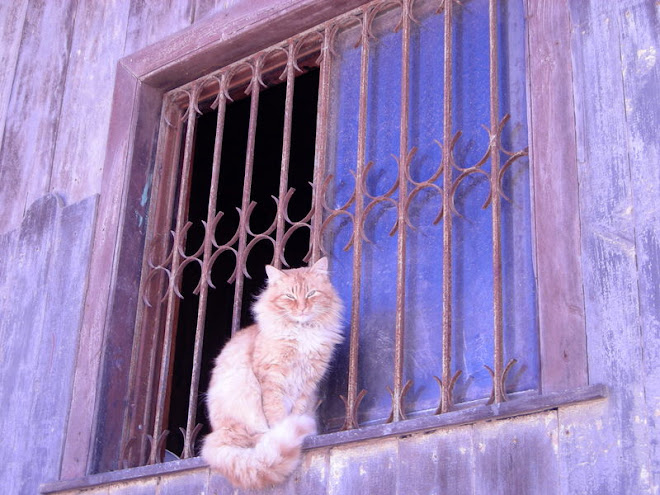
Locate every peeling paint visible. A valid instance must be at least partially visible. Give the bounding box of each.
[637,45,657,74]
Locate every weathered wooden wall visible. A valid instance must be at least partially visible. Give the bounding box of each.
[561,1,660,492]
[0,0,658,494]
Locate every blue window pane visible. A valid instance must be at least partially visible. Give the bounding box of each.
[319,0,536,429]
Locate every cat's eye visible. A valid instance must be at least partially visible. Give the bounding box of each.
[306,290,318,298]
[284,294,296,300]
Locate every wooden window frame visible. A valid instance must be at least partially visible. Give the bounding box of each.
[58,0,600,483]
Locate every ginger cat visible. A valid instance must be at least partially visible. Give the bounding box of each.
[201,257,343,489]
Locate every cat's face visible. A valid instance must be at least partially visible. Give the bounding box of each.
[257,258,340,326]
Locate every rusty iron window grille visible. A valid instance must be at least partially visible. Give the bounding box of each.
[120,0,534,469]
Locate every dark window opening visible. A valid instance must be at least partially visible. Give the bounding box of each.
[165,68,320,457]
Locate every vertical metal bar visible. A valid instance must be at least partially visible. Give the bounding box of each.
[310,28,332,264]
[181,76,229,459]
[488,0,505,404]
[274,44,296,269]
[231,62,262,335]
[389,0,412,423]
[343,8,371,431]
[440,0,455,414]
[150,92,198,464]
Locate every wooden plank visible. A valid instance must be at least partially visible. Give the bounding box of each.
[47,488,106,495]
[192,0,225,22]
[60,63,139,479]
[0,0,77,234]
[158,469,208,495]
[473,411,559,494]
[210,455,303,495]
[0,0,28,154]
[122,0,369,88]
[397,425,474,495]
[292,448,329,495]
[0,194,96,495]
[304,385,606,450]
[525,0,588,393]
[106,479,158,495]
[564,1,650,493]
[327,438,398,495]
[48,0,132,203]
[619,3,660,489]
[192,0,252,22]
[90,79,163,474]
[207,469,236,494]
[558,400,619,494]
[27,195,98,489]
[123,0,194,56]
[43,458,207,493]
[0,195,60,495]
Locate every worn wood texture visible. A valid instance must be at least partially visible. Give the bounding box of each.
[59,64,139,480]
[397,425,474,495]
[0,194,97,495]
[41,411,564,494]
[525,0,588,393]
[124,0,194,55]
[90,79,163,475]
[0,0,28,155]
[473,412,559,495]
[157,468,209,495]
[48,0,132,204]
[558,400,614,494]
[0,0,77,234]
[107,480,159,495]
[193,0,239,21]
[207,469,236,495]
[619,4,660,488]
[328,438,398,495]
[564,0,659,493]
[291,448,330,495]
[123,0,368,90]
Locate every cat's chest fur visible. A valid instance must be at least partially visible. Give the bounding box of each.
[253,324,336,378]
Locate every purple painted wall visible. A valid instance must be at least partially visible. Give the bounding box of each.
[0,0,658,494]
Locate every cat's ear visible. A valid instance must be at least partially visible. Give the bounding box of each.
[265,265,284,283]
[311,257,329,273]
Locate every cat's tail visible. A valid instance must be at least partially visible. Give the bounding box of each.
[201,415,316,490]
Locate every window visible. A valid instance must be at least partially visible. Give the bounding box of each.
[71,0,595,478]
[115,0,535,468]
[319,0,536,431]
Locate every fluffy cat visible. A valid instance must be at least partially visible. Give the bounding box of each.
[201,257,343,489]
